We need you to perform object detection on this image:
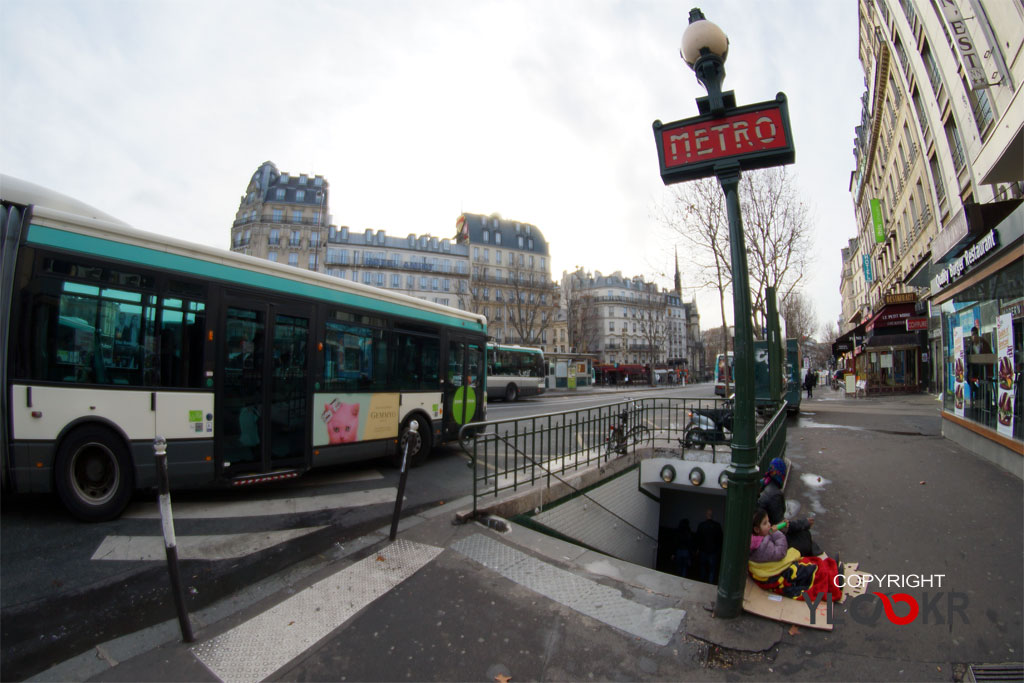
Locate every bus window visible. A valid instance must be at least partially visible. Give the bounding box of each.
[323,320,388,392]
[392,332,439,391]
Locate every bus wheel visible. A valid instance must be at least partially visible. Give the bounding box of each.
[54,426,134,522]
[395,417,432,468]
[504,384,518,402]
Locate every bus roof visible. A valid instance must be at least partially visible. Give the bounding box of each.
[3,175,486,333]
[486,343,543,354]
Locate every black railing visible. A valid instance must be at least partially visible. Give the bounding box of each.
[460,397,783,514]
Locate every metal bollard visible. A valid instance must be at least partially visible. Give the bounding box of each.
[389,420,417,541]
[153,436,194,643]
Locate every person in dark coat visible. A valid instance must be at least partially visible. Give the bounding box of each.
[757,458,820,556]
[673,519,696,578]
[804,370,815,398]
[695,508,723,583]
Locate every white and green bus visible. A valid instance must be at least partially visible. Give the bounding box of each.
[485,343,545,401]
[0,176,486,521]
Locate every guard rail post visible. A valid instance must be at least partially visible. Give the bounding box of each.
[153,436,194,643]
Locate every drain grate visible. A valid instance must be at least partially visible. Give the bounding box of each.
[966,663,1024,683]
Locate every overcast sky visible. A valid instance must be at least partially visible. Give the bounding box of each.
[1,0,864,334]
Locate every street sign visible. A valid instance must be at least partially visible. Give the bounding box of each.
[653,93,795,184]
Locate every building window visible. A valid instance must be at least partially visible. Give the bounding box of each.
[483,249,489,263]
[443,278,450,291]
[292,211,302,222]
[308,254,317,270]
[296,190,305,201]
[495,232,501,245]
[377,273,385,286]
[314,177,323,186]
[483,229,490,243]
[420,276,428,289]
[310,231,319,247]
[275,189,286,200]
[406,275,414,288]
[473,247,480,260]
[609,322,615,331]
[432,278,439,291]
[269,228,280,245]
[268,251,278,262]
[288,253,299,267]
[272,209,283,223]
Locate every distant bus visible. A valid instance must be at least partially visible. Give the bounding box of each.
[1,175,487,521]
[714,352,734,397]
[486,343,545,401]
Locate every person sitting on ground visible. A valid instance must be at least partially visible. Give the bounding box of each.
[748,508,843,604]
[749,508,788,563]
[758,457,820,556]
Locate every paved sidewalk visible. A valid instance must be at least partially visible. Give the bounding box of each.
[31,390,1023,682]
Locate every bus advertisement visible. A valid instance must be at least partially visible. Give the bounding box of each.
[714,352,734,397]
[1,175,487,521]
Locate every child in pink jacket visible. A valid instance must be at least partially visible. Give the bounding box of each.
[749,508,789,563]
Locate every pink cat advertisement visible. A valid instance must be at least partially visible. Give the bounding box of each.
[314,393,400,446]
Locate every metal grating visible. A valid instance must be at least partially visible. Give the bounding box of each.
[452,533,685,646]
[966,663,1024,683]
[192,539,442,683]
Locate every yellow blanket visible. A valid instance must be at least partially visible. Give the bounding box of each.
[748,547,801,581]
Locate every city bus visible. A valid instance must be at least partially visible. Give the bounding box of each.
[485,343,545,401]
[0,175,486,521]
[713,352,734,396]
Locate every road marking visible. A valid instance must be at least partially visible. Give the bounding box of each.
[90,527,327,561]
[452,534,685,645]
[192,539,442,683]
[122,488,397,519]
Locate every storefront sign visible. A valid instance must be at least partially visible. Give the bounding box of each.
[868,303,915,332]
[937,0,988,90]
[1000,298,1024,319]
[870,198,885,243]
[932,229,999,290]
[996,313,1016,437]
[906,317,929,331]
[885,292,917,305]
[862,254,874,283]
[653,95,795,184]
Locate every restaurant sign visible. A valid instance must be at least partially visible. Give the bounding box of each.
[932,229,999,290]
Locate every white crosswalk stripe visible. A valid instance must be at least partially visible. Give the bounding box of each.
[90,527,327,561]
[191,539,442,683]
[121,487,397,519]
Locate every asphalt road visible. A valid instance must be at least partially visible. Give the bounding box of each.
[0,384,713,680]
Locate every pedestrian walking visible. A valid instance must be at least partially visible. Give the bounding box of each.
[804,369,814,398]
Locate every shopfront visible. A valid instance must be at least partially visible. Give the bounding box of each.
[932,200,1023,476]
[847,297,926,394]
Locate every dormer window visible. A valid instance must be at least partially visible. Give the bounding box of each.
[296,190,305,202]
[482,229,490,243]
[275,189,286,200]
[495,232,501,245]
[299,175,308,185]
[280,173,289,183]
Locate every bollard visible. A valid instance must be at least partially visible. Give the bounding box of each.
[389,420,417,541]
[153,436,194,643]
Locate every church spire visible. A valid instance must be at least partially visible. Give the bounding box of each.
[673,247,682,297]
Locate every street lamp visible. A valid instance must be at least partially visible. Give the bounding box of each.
[680,9,732,115]
[679,8,757,620]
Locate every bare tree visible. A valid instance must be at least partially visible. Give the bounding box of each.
[503,259,557,347]
[657,177,733,393]
[563,269,602,354]
[779,290,817,345]
[741,168,814,337]
[658,168,813,349]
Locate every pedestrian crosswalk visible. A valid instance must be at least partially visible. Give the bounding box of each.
[191,539,443,683]
[90,527,327,561]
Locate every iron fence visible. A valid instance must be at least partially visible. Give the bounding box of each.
[459,396,786,514]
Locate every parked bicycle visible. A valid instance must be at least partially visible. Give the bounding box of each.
[606,400,650,456]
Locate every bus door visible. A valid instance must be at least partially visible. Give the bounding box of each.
[220,301,311,476]
[443,337,484,438]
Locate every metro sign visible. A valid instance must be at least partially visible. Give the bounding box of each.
[653,93,795,184]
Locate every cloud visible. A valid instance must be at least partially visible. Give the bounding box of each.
[1,0,864,334]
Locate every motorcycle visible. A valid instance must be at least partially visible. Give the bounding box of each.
[681,398,734,452]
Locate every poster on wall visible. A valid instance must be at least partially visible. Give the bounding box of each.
[953,326,965,418]
[313,393,400,447]
[996,314,1016,437]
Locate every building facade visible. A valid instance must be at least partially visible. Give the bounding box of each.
[231,161,329,270]
[842,0,1023,473]
[323,226,468,307]
[456,213,559,351]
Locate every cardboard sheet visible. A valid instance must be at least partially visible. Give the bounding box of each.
[742,560,868,631]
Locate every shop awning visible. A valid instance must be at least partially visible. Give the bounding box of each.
[864,332,923,348]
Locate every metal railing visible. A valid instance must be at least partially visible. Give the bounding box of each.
[460,396,784,514]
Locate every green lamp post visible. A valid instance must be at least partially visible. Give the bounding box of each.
[652,7,795,617]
